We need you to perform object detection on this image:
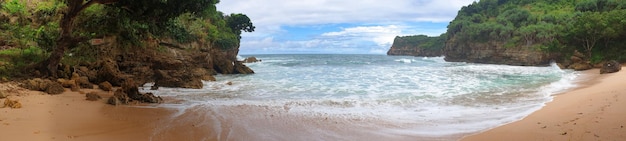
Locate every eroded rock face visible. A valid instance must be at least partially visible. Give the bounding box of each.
[154,70,203,89]
[444,39,556,66]
[600,60,621,74]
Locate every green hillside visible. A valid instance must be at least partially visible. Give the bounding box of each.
[447,0,626,63]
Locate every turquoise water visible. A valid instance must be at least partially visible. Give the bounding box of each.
[142,54,580,140]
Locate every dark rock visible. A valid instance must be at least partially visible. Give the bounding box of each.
[154,70,203,89]
[107,89,131,105]
[96,59,128,86]
[568,62,593,71]
[243,56,260,63]
[234,62,255,74]
[77,76,94,89]
[600,60,621,74]
[192,68,216,81]
[45,82,65,95]
[98,81,113,91]
[106,79,163,105]
[85,92,102,101]
[76,66,97,82]
[21,78,65,94]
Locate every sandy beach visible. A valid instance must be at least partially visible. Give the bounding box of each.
[463,67,626,141]
[0,83,220,141]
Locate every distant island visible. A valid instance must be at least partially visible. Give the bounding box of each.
[389,0,626,68]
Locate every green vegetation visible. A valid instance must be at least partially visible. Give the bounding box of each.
[0,0,254,78]
[447,0,626,62]
[394,34,446,51]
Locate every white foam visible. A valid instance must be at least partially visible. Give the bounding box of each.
[139,55,581,139]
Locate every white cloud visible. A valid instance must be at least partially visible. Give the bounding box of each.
[218,0,476,54]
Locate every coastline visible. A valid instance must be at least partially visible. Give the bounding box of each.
[462,67,626,141]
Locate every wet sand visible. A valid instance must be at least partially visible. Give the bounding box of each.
[463,68,626,141]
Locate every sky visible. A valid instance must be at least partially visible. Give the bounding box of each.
[217,0,477,54]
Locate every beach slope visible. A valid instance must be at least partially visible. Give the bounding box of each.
[463,68,626,141]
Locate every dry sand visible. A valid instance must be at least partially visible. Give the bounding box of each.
[463,68,626,141]
[0,83,217,141]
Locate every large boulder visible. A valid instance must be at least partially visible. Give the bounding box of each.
[154,70,203,89]
[243,56,260,63]
[85,92,102,101]
[96,59,129,86]
[234,62,255,74]
[57,79,80,92]
[98,81,113,91]
[107,89,131,105]
[3,98,22,109]
[107,79,162,105]
[600,60,621,74]
[21,78,65,94]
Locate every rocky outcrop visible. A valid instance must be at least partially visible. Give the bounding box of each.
[107,79,162,105]
[21,78,65,94]
[387,36,443,57]
[154,70,203,89]
[243,56,260,63]
[98,81,113,91]
[559,50,593,71]
[444,37,557,66]
[600,60,621,74]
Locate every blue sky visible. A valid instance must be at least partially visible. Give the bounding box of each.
[217,0,476,54]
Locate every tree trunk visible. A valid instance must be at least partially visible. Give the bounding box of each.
[42,0,113,77]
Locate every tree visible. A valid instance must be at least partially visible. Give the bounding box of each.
[225,13,255,37]
[40,0,219,77]
[566,12,608,58]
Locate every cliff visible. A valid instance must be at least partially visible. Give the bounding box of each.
[392,0,626,66]
[387,35,444,57]
[444,37,557,66]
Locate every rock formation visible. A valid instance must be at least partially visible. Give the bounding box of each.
[600,60,621,74]
[21,78,65,95]
[387,36,444,57]
[243,56,260,63]
[85,92,102,101]
[444,37,557,66]
[3,98,21,109]
[98,81,113,91]
[107,79,162,105]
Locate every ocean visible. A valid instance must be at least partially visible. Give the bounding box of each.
[140,54,580,140]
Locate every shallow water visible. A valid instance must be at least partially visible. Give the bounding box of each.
[141,54,580,140]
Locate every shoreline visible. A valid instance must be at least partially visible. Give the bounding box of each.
[462,68,626,140]
[1,67,624,140]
